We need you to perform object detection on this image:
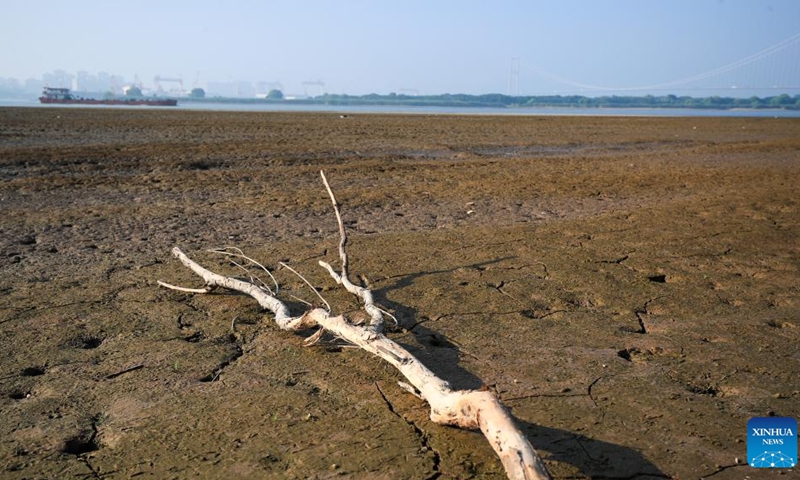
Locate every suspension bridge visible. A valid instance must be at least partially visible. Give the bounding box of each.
[510,32,800,97]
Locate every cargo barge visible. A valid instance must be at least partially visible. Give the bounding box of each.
[39,87,178,106]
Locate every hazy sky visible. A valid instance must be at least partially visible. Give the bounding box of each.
[2,0,799,96]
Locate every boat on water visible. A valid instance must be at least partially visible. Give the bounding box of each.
[39,87,178,106]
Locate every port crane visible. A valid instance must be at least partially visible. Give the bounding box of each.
[153,75,184,94]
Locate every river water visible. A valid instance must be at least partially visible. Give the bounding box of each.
[2,97,800,117]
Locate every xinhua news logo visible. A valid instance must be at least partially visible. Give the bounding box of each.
[747,417,797,468]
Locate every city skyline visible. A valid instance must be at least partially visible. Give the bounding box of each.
[1,1,799,97]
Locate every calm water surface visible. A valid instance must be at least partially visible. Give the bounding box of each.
[3,97,800,117]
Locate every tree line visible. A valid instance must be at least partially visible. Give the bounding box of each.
[178,91,800,110]
[307,92,800,110]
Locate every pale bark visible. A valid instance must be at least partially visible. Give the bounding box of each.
[159,171,551,480]
[318,171,385,333]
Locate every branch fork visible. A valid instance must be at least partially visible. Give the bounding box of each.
[159,170,550,480]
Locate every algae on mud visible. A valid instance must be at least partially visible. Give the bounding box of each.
[1,107,798,479]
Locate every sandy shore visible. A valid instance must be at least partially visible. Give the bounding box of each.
[1,107,798,478]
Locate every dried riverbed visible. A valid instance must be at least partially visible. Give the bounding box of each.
[1,108,798,479]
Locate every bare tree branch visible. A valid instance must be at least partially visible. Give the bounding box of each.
[278,261,331,312]
[208,247,280,294]
[158,171,551,480]
[318,170,384,333]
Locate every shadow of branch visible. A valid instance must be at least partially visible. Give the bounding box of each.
[371,262,667,479]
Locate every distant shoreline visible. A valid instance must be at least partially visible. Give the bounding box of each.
[3,91,798,112]
[4,97,800,118]
[178,92,800,111]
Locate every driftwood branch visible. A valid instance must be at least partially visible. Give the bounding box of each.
[318,171,385,333]
[159,171,550,480]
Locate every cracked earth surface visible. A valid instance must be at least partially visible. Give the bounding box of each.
[1,108,798,479]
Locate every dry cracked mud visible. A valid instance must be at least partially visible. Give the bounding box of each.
[1,107,798,479]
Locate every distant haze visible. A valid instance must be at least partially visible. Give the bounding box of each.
[1,0,799,97]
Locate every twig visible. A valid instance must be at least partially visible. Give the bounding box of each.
[303,327,326,346]
[397,381,425,400]
[320,170,350,280]
[289,294,313,307]
[161,248,317,331]
[156,281,213,294]
[319,170,385,332]
[375,305,399,325]
[228,258,261,286]
[279,261,331,312]
[209,247,279,294]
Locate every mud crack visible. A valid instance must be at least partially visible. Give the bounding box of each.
[81,456,102,480]
[375,382,441,479]
[487,280,528,308]
[504,375,608,415]
[698,462,748,479]
[63,414,107,479]
[105,363,144,380]
[633,312,647,334]
[200,343,244,382]
[598,254,630,264]
[586,376,603,407]
[632,296,666,334]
